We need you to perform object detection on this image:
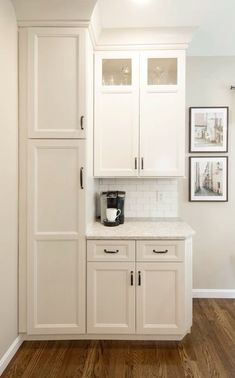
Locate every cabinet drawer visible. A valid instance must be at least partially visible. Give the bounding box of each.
[87,240,135,262]
[137,240,184,262]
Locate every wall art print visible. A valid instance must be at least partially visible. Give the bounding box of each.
[189,107,228,152]
[189,156,228,202]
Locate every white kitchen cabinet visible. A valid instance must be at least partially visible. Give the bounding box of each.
[26,28,86,138]
[87,262,135,334]
[27,139,86,334]
[86,238,192,339]
[136,263,185,334]
[140,51,185,176]
[94,50,185,177]
[94,52,139,177]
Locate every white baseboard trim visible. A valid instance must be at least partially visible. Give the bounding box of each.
[193,289,235,299]
[0,335,24,376]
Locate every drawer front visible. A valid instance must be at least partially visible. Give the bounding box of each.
[137,240,184,262]
[87,240,135,262]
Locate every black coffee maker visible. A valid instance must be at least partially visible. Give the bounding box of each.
[100,191,126,226]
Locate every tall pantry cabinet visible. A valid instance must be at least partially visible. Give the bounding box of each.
[19,27,89,334]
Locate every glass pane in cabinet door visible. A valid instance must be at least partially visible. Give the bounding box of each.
[148,58,177,85]
[102,59,132,86]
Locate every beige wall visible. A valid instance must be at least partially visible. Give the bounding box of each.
[179,57,235,289]
[0,0,18,360]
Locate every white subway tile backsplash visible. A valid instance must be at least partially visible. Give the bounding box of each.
[98,178,178,218]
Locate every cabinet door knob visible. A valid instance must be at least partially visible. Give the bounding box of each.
[153,249,168,254]
[130,271,134,286]
[80,167,84,189]
[138,271,141,286]
[104,249,119,254]
[80,115,84,130]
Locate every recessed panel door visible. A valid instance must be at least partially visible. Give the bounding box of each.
[27,28,85,138]
[28,139,85,334]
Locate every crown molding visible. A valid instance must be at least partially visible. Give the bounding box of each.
[17,20,196,51]
[88,20,98,48]
[17,20,90,28]
[93,27,196,51]
[93,43,189,51]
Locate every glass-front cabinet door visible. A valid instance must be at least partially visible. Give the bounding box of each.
[102,58,132,86]
[139,50,185,177]
[94,52,139,177]
[141,51,182,92]
[148,57,177,86]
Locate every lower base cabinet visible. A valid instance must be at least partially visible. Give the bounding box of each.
[87,262,135,334]
[87,239,192,338]
[136,263,185,335]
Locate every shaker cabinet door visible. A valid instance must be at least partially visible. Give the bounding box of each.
[87,262,135,334]
[26,28,86,138]
[139,51,185,177]
[93,50,186,178]
[27,139,86,334]
[136,262,186,335]
[94,52,139,177]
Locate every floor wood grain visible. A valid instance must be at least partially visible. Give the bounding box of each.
[2,299,235,378]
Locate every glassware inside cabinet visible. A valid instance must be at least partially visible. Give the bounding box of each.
[102,59,132,86]
[148,58,177,86]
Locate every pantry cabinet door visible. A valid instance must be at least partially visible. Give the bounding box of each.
[140,51,185,177]
[27,139,86,334]
[27,28,85,138]
[87,262,135,333]
[136,262,186,335]
[94,52,139,177]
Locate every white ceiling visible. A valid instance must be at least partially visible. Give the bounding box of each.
[11,0,235,55]
[98,0,235,56]
[11,0,97,21]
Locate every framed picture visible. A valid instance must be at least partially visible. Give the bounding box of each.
[189,107,228,152]
[189,156,228,202]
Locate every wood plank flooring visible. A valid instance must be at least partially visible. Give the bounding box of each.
[2,299,235,378]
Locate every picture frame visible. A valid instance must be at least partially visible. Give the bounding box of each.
[189,107,229,153]
[189,156,228,202]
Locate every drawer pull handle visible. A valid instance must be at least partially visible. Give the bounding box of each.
[104,249,119,254]
[153,249,168,254]
[130,271,134,286]
[138,271,141,286]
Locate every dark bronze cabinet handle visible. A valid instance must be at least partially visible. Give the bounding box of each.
[104,249,119,254]
[80,115,84,130]
[153,249,168,254]
[130,271,134,286]
[138,271,141,286]
[80,167,84,189]
[141,157,144,170]
[135,157,137,170]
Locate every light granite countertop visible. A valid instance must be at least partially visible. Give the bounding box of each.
[86,218,195,240]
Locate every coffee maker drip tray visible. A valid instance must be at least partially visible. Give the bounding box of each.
[103,219,120,227]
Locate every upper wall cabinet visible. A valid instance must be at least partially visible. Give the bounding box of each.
[94,52,139,177]
[140,51,185,177]
[94,50,186,177]
[25,28,86,138]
